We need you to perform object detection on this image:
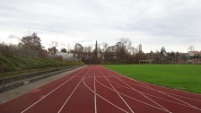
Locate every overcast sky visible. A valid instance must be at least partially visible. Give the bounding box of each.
[1,0,201,52]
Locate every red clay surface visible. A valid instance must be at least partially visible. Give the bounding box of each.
[0,65,201,113]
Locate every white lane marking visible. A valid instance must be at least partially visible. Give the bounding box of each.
[103,68,171,113]
[162,91,201,102]
[98,68,135,113]
[107,66,201,98]
[83,79,129,113]
[57,68,90,113]
[122,77,201,111]
[94,71,97,113]
[104,67,201,111]
[143,84,201,111]
[95,78,170,113]
[126,80,201,102]
[112,79,201,111]
[21,68,86,113]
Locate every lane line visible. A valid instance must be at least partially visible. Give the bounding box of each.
[57,67,90,113]
[104,66,201,111]
[143,84,201,111]
[95,78,170,112]
[98,67,135,113]
[107,66,201,99]
[126,80,201,102]
[122,76,201,111]
[109,79,199,111]
[21,67,86,113]
[82,78,129,113]
[94,71,97,113]
[102,66,171,113]
[162,91,201,102]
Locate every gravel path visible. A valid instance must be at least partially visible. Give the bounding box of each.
[0,66,85,104]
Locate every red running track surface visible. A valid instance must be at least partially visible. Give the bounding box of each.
[0,65,201,113]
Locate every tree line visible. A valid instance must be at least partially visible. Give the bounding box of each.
[1,32,199,66]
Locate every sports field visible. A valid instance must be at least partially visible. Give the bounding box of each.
[1,65,201,113]
[105,64,201,94]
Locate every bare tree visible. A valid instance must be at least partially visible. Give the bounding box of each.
[48,47,58,54]
[119,37,132,51]
[20,33,42,50]
[187,45,195,51]
[101,42,108,53]
[49,41,59,48]
[74,43,83,59]
[48,41,59,54]
[83,45,92,53]
[19,33,43,57]
[61,48,67,53]
[104,45,117,63]
[160,46,165,54]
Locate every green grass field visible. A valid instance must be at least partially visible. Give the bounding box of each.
[104,64,201,94]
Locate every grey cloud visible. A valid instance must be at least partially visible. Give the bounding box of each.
[1,0,201,52]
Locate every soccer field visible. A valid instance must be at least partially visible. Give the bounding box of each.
[105,64,201,94]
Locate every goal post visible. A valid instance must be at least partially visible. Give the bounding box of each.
[139,60,152,64]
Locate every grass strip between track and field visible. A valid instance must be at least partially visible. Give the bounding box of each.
[104,64,201,94]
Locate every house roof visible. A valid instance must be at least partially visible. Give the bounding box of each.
[188,51,201,55]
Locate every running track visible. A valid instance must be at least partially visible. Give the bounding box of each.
[0,65,201,113]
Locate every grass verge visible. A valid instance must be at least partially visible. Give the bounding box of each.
[104,64,201,94]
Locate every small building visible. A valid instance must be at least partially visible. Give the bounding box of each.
[139,44,142,52]
[187,51,201,64]
[187,51,201,56]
